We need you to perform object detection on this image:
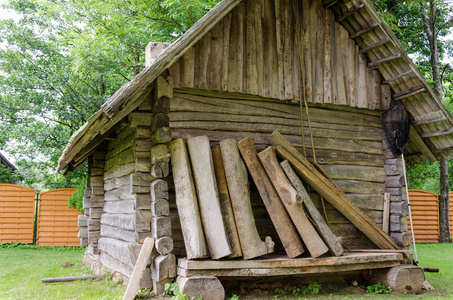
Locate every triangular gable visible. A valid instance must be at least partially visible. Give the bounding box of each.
[57,0,453,172]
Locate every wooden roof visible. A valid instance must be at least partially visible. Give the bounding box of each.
[0,152,16,170]
[57,0,453,173]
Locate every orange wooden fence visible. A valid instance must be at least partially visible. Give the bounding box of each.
[408,189,453,243]
[0,184,83,246]
[37,188,82,246]
[0,184,36,243]
[407,190,439,243]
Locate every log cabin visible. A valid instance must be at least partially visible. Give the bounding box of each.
[57,0,453,297]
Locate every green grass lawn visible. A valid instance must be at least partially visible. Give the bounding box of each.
[0,244,124,300]
[0,243,452,299]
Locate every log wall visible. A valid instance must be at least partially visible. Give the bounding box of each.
[169,90,387,249]
[169,0,391,110]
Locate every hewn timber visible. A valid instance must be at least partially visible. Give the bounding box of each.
[269,131,399,250]
[211,146,242,258]
[219,139,274,260]
[187,136,232,259]
[237,137,305,258]
[281,160,344,256]
[168,138,208,259]
[258,147,329,258]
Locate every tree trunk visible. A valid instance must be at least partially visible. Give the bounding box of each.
[439,156,451,243]
[420,1,450,243]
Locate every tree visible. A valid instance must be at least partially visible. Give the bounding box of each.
[0,0,220,198]
[374,0,452,243]
[419,0,452,243]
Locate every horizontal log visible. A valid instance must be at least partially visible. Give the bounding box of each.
[321,165,387,182]
[100,225,138,243]
[171,93,382,127]
[101,213,135,231]
[104,200,135,214]
[98,237,136,267]
[42,275,104,283]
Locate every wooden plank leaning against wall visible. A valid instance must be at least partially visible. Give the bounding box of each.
[168,89,389,250]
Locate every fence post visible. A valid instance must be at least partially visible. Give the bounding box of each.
[32,192,40,245]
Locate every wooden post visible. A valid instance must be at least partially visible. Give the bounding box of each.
[258,147,328,258]
[383,193,390,234]
[211,146,243,258]
[237,137,305,258]
[270,131,399,250]
[280,160,344,256]
[123,237,155,300]
[168,138,208,259]
[219,139,274,259]
[187,136,232,259]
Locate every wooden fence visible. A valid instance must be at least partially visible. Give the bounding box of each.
[0,184,36,243]
[408,189,453,243]
[37,188,82,246]
[0,184,83,246]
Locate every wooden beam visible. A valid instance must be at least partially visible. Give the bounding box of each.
[392,83,424,99]
[359,38,390,54]
[237,137,305,258]
[42,275,104,283]
[409,126,437,162]
[178,252,403,277]
[382,70,414,84]
[323,0,340,8]
[420,126,453,138]
[187,136,232,260]
[432,145,453,153]
[414,111,447,125]
[350,24,379,39]
[382,193,390,234]
[280,161,344,257]
[168,138,208,259]
[123,237,155,300]
[393,88,426,101]
[368,53,401,69]
[219,139,274,260]
[211,146,242,259]
[178,252,403,270]
[258,147,329,258]
[337,4,365,22]
[269,131,399,250]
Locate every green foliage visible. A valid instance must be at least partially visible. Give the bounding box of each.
[226,293,242,300]
[274,282,321,299]
[67,176,86,212]
[0,164,22,183]
[365,282,392,294]
[163,281,202,300]
[0,0,220,191]
[373,1,453,193]
[135,288,154,299]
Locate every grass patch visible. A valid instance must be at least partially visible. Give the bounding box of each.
[0,243,124,300]
[416,243,453,294]
[1,243,452,299]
